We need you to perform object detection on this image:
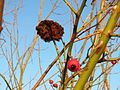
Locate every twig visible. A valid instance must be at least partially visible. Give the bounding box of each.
[0,0,4,32]
[0,73,12,90]
[74,1,120,90]
[63,0,77,14]
[61,0,87,89]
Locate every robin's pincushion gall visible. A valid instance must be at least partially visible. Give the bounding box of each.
[36,20,64,42]
[67,58,80,72]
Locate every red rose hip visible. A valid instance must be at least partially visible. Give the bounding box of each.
[49,80,54,84]
[111,60,117,65]
[53,83,58,88]
[67,58,80,72]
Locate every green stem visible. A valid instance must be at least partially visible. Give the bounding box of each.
[74,1,120,90]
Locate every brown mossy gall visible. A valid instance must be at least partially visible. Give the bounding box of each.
[36,20,64,42]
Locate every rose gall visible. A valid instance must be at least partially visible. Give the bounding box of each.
[36,20,64,42]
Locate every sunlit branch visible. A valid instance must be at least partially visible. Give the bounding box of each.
[63,0,77,14]
[0,0,4,32]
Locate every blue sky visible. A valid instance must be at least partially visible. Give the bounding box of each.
[0,0,120,90]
